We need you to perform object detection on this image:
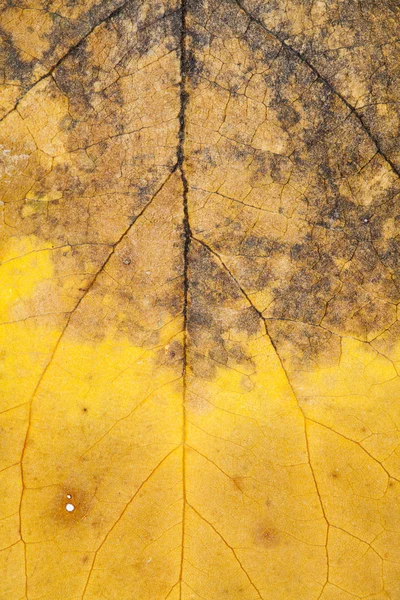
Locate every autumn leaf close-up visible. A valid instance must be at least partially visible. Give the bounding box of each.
[2,0,400,598]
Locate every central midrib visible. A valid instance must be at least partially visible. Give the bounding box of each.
[178,0,190,593]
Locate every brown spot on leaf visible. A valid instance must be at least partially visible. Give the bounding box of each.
[255,524,281,549]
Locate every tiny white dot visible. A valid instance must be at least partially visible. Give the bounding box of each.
[66,494,72,499]
[65,503,75,512]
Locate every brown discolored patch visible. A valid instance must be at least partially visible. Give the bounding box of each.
[156,339,184,370]
[255,524,281,549]
[1,2,182,342]
[186,0,400,366]
[0,1,130,118]
[187,240,259,380]
[52,482,96,526]
[242,0,400,171]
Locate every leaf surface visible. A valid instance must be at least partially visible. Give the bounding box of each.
[1,1,400,599]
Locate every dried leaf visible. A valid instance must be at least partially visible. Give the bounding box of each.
[1,1,400,599]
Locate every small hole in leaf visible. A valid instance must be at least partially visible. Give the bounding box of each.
[123,257,131,265]
[65,503,75,512]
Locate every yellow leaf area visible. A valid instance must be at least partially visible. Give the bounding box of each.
[1,1,400,599]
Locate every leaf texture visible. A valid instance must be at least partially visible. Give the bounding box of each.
[1,1,400,599]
